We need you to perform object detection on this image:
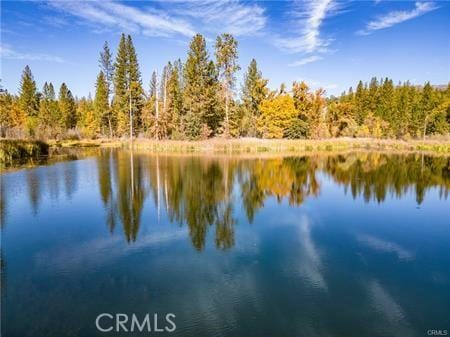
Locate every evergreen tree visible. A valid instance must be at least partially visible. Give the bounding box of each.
[18,65,39,136]
[150,71,158,98]
[39,82,60,138]
[367,77,379,115]
[113,34,129,136]
[420,82,441,138]
[126,34,144,137]
[446,83,450,127]
[1,92,24,137]
[183,34,210,139]
[99,41,114,137]
[215,33,240,137]
[142,71,157,136]
[113,34,144,137]
[203,60,221,135]
[94,71,109,137]
[377,78,395,136]
[167,62,183,138]
[241,59,268,137]
[394,82,412,138]
[158,62,172,139]
[99,41,114,93]
[0,89,9,137]
[354,80,366,125]
[58,83,77,130]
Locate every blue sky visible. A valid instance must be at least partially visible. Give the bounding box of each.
[1,0,449,97]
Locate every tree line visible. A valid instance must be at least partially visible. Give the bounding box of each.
[1,33,449,140]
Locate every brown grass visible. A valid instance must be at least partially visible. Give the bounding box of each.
[53,137,450,154]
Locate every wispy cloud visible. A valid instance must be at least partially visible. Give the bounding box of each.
[0,44,64,63]
[357,1,438,35]
[357,234,414,261]
[47,0,196,37]
[273,0,345,70]
[41,15,70,28]
[275,0,341,54]
[303,78,338,91]
[367,280,415,337]
[173,0,267,37]
[45,0,265,39]
[289,55,323,67]
[296,217,328,290]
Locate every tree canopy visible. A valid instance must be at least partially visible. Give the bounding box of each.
[2,34,449,140]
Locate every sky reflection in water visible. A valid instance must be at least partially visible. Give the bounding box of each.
[1,151,450,337]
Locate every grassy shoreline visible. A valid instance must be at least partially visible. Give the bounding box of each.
[2,138,450,168]
[0,139,49,167]
[2,137,449,169]
[51,137,450,154]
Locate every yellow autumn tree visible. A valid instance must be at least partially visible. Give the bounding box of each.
[257,94,297,139]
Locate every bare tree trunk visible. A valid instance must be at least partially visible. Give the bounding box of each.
[163,73,167,139]
[225,85,229,137]
[423,115,428,141]
[163,74,167,116]
[108,117,112,139]
[155,86,159,140]
[129,89,133,143]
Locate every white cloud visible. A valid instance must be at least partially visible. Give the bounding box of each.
[47,0,196,37]
[0,44,65,63]
[357,1,438,35]
[357,233,414,261]
[368,280,415,337]
[45,0,265,38]
[275,0,340,54]
[174,0,267,37]
[296,216,328,290]
[289,55,323,67]
[294,78,338,91]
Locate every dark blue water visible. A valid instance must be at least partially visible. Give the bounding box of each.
[1,151,449,337]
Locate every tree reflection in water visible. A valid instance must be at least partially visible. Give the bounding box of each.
[93,151,450,250]
[7,150,448,250]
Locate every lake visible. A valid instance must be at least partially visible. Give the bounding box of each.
[1,150,449,337]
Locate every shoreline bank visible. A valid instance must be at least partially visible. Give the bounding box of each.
[51,137,450,154]
[2,138,450,168]
[0,139,49,167]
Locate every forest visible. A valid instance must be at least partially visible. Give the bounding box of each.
[1,33,449,141]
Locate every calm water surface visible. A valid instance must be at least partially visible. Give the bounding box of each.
[1,150,450,337]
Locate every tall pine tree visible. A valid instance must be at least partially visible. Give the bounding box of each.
[58,83,77,130]
[126,34,144,137]
[113,34,129,136]
[183,34,210,139]
[18,65,39,136]
[241,59,268,137]
[99,41,114,137]
[215,33,239,137]
[94,71,109,137]
[39,82,60,138]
